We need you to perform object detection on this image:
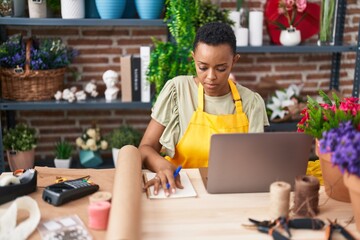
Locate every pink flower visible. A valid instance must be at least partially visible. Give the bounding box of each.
[296,0,307,12]
[272,0,308,30]
[285,0,295,11]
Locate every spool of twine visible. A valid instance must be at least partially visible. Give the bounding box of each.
[293,175,320,217]
[269,181,291,219]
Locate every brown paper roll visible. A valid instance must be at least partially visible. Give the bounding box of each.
[106,145,142,240]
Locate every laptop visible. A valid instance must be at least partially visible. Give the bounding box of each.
[199,132,313,194]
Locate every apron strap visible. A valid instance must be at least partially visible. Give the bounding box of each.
[197,80,244,114]
[228,80,243,114]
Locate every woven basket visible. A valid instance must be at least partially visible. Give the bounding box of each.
[0,39,66,101]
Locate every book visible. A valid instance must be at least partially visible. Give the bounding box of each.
[143,171,197,199]
[120,55,132,102]
[131,56,141,101]
[140,46,151,102]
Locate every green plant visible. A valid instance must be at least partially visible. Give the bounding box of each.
[48,0,61,17]
[106,125,142,149]
[3,123,37,152]
[54,140,73,159]
[147,0,234,100]
[318,0,336,43]
[195,0,233,30]
[297,90,360,139]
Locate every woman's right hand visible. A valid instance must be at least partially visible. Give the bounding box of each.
[144,164,183,197]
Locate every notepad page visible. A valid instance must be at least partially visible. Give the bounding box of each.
[144,172,197,199]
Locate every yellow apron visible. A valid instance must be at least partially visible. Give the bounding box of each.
[167,80,249,168]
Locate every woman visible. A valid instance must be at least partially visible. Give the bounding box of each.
[139,22,269,196]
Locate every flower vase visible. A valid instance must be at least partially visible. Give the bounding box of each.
[134,0,165,19]
[28,0,47,18]
[317,0,338,46]
[95,0,126,19]
[79,150,103,168]
[343,172,360,231]
[279,27,301,46]
[315,139,350,202]
[61,0,85,19]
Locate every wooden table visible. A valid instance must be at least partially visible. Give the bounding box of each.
[2,167,359,240]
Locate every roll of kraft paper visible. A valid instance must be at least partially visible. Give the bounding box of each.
[106,145,142,240]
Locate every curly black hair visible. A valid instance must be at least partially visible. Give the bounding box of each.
[193,22,236,55]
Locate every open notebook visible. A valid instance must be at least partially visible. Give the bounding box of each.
[143,172,197,199]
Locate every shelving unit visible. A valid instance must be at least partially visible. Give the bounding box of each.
[0,0,359,172]
[0,18,164,172]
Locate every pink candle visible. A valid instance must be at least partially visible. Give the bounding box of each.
[88,201,111,230]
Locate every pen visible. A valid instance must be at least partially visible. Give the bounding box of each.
[166,165,182,189]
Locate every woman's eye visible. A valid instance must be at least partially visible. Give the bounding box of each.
[199,66,207,71]
[217,68,226,72]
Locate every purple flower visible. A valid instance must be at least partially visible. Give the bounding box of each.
[0,34,77,70]
[321,120,360,176]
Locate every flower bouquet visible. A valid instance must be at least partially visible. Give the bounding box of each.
[75,126,108,168]
[297,90,360,203]
[0,34,78,101]
[264,0,320,44]
[266,84,305,122]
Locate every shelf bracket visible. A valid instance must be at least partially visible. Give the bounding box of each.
[330,0,346,91]
[353,21,360,97]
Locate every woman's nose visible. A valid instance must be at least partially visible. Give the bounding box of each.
[207,68,217,80]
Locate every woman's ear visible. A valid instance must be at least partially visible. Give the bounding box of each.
[233,54,240,63]
[191,51,195,60]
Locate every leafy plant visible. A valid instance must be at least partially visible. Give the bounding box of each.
[3,123,37,152]
[318,0,336,43]
[147,0,234,100]
[195,0,233,30]
[54,140,73,159]
[297,90,360,139]
[106,125,142,149]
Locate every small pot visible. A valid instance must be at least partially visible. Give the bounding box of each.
[54,157,72,168]
[280,27,301,46]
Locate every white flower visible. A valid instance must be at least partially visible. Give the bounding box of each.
[87,128,97,139]
[70,86,77,93]
[267,97,288,120]
[86,138,97,151]
[75,137,84,147]
[54,91,62,101]
[90,90,98,97]
[100,140,108,150]
[84,81,97,94]
[75,90,87,101]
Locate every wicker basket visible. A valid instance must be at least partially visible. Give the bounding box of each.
[0,39,66,101]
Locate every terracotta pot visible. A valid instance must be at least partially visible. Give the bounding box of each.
[343,172,360,231]
[6,149,35,171]
[315,139,351,202]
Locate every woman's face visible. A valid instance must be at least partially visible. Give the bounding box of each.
[192,42,239,96]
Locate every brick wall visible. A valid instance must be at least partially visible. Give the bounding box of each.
[2,0,359,162]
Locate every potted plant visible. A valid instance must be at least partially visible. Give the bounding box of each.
[3,123,37,171]
[147,0,233,100]
[0,33,78,101]
[106,125,142,167]
[297,90,360,203]
[75,125,108,168]
[54,140,74,168]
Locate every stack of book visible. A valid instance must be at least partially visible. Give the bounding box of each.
[121,46,151,103]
